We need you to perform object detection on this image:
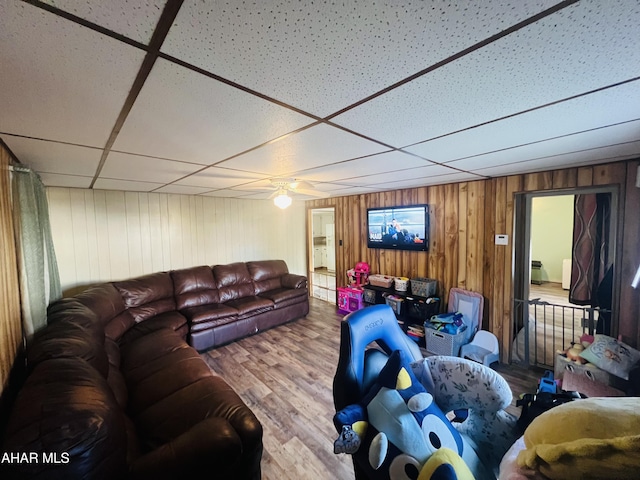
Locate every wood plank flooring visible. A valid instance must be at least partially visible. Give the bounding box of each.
[201,298,542,480]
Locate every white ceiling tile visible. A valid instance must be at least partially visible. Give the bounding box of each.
[175,167,268,189]
[93,178,164,192]
[162,0,559,116]
[153,184,213,195]
[368,172,486,190]
[332,0,640,147]
[241,191,317,202]
[300,151,434,183]
[3,0,638,199]
[405,81,640,163]
[351,165,466,186]
[448,120,640,171]
[325,185,384,196]
[304,182,358,192]
[0,2,145,146]
[2,136,102,177]
[100,152,203,183]
[38,172,93,188]
[112,58,314,164]
[474,142,640,177]
[219,123,386,175]
[232,191,272,200]
[39,0,167,44]
[200,189,265,198]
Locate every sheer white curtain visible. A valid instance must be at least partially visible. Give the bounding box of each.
[12,167,61,341]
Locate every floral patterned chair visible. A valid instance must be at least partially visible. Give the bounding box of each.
[411,355,519,477]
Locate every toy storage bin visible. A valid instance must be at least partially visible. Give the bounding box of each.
[394,276,409,292]
[384,295,404,316]
[407,299,440,321]
[410,277,437,297]
[424,327,467,356]
[363,288,377,304]
[369,274,394,288]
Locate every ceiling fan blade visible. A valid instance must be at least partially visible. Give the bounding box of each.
[242,185,277,191]
[290,180,314,189]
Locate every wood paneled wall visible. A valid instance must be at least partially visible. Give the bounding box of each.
[46,188,307,295]
[307,159,640,359]
[0,144,22,396]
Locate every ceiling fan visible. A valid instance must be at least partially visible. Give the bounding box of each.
[267,178,329,208]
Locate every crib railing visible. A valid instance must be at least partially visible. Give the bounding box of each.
[512,298,609,368]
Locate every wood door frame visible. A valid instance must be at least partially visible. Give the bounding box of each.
[512,185,620,364]
[307,206,337,303]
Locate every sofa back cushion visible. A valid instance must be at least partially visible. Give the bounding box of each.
[72,283,138,341]
[171,265,220,309]
[32,299,110,377]
[47,297,105,344]
[213,262,255,302]
[114,272,177,323]
[247,260,288,294]
[74,283,126,324]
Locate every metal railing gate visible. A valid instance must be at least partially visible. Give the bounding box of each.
[512,298,609,368]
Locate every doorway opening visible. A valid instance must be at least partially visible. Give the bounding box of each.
[512,187,618,368]
[309,207,336,304]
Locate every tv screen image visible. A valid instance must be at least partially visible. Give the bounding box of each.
[367,205,429,251]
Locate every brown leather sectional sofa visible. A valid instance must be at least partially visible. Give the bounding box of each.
[1,260,308,479]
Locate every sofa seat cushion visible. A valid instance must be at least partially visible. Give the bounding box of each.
[133,374,261,452]
[224,296,274,318]
[119,330,213,416]
[119,310,188,346]
[118,329,263,475]
[181,303,238,325]
[258,287,308,305]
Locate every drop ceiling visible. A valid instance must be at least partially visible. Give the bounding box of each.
[1,0,639,202]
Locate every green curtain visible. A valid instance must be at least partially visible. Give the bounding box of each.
[12,168,61,341]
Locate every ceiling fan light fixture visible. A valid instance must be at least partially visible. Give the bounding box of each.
[273,190,292,209]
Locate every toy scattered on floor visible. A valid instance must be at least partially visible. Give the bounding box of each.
[537,370,557,394]
[557,333,595,365]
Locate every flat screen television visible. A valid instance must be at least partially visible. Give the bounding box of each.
[366,204,429,251]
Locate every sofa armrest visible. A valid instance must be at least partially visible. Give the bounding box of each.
[281,273,307,289]
[130,417,245,479]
